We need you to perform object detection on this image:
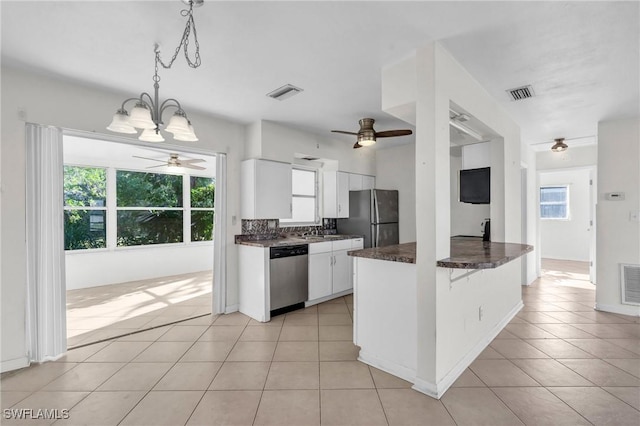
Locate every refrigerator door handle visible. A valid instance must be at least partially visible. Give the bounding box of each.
[372,190,380,224]
[372,224,379,248]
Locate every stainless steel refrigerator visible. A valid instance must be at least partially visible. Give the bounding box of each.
[337,189,399,248]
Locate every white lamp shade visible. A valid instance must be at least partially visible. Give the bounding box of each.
[129,103,155,129]
[165,112,191,134]
[107,110,137,134]
[173,124,199,142]
[139,128,165,142]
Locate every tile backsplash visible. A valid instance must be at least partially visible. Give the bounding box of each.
[241,218,337,236]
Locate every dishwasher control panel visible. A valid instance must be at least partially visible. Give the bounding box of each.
[270,245,309,259]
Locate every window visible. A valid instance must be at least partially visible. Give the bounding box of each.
[281,168,318,224]
[63,166,107,250]
[540,186,569,219]
[190,176,215,241]
[116,170,184,246]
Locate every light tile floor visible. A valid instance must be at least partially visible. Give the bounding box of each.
[66,271,213,348]
[2,260,639,425]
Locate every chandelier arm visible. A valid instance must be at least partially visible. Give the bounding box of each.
[119,97,143,111]
[159,98,184,117]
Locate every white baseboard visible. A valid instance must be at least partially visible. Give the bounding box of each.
[357,350,416,384]
[225,304,239,314]
[595,303,640,317]
[1,356,30,373]
[413,300,524,400]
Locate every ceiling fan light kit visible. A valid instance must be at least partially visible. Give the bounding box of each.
[551,137,568,152]
[107,0,202,143]
[332,118,412,149]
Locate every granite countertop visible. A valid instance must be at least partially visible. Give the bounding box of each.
[235,234,363,248]
[348,242,417,264]
[348,238,533,269]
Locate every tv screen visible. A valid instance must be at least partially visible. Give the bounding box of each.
[459,167,490,204]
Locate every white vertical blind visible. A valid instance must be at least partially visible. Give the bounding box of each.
[213,154,227,314]
[25,123,67,362]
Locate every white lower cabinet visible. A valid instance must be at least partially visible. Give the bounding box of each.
[307,238,364,305]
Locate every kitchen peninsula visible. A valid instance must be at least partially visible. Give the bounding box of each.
[348,238,532,398]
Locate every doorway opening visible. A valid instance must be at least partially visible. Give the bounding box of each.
[538,167,596,285]
[63,135,217,347]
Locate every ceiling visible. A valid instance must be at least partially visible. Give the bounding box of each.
[2,1,638,150]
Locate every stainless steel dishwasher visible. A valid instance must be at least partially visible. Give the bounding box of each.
[269,244,309,316]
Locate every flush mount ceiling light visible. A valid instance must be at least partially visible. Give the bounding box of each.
[107,0,203,142]
[551,138,568,152]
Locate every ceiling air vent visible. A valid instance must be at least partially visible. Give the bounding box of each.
[507,85,535,101]
[266,84,304,101]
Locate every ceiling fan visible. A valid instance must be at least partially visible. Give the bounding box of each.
[133,153,206,170]
[331,118,413,149]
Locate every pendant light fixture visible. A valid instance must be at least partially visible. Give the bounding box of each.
[107,0,203,142]
[551,138,568,152]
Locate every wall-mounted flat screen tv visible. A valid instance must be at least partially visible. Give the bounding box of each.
[459,167,490,204]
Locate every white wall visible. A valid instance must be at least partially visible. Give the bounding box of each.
[521,144,539,285]
[537,144,597,170]
[450,154,491,237]
[375,143,416,243]
[1,65,245,371]
[382,42,522,396]
[66,245,213,290]
[250,120,376,176]
[596,118,640,316]
[539,169,592,261]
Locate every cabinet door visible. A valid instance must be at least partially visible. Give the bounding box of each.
[362,175,375,190]
[348,173,363,191]
[255,160,292,219]
[336,171,350,218]
[308,252,333,300]
[332,249,351,293]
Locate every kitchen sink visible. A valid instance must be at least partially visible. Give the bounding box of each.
[296,234,346,240]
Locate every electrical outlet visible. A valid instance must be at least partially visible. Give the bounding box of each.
[478,306,484,321]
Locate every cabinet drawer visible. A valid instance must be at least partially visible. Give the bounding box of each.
[308,241,333,254]
[332,239,352,251]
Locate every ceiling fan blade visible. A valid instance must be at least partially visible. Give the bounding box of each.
[182,164,206,170]
[146,164,167,169]
[353,142,362,149]
[181,158,206,164]
[375,129,413,138]
[133,155,166,163]
[331,130,358,135]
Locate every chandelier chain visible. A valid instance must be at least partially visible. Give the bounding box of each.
[156,1,201,71]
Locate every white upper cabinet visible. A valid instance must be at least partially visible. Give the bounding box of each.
[362,175,375,190]
[348,173,375,191]
[348,173,363,191]
[241,159,292,219]
[323,171,350,218]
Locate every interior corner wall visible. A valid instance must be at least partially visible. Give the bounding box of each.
[425,43,523,392]
[0,65,245,371]
[596,117,640,316]
[375,143,416,243]
[521,144,539,284]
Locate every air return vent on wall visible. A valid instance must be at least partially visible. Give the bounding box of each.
[620,264,640,305]
[506,85,535,101]
[266,84,304,101]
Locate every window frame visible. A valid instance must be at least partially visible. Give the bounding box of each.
[539,185,570,220]
[63,165,108,251]
[189,175,216,243]
[63,164,215,252]
[280,166,320,226]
